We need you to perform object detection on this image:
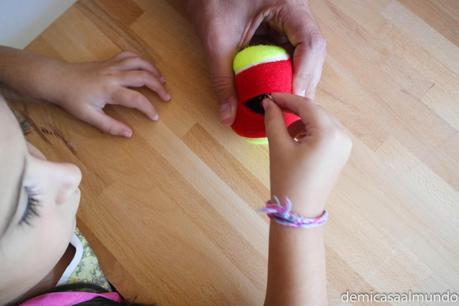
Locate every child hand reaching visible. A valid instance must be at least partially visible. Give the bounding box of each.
[262,93,352,306]
[0,47,170,138]
[264,93,352,217]
[46,51,171,138]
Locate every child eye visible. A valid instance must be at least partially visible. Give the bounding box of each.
[19,186,41,226]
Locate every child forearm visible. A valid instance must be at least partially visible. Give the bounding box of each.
[262,94,352,306]
[0,46,67,103]
[265,225,327,306]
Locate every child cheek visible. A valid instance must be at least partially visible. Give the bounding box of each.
[56,192,80,235]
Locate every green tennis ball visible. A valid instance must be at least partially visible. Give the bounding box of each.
[233,45,291,145]
[233,45,289,74]
[246,137,268,145]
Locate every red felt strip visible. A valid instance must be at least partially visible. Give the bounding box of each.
[232,59,300,138]
[232,103,300,138]
[234,59,292,104]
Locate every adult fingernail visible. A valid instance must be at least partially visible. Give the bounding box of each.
[220,99,234,125]
[152,113,160,121]
[294,79,308,97]
[294,85,306,97]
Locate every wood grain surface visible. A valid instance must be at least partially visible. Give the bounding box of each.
[7,0,459,305]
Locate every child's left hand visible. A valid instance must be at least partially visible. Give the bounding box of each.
[48,51,171,138]
[1,48,169,137]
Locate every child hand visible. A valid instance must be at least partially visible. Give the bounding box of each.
[263,93,352,217]
[51,51,171,138]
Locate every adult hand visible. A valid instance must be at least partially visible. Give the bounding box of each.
[263,93,351,217]
[187,0,326,126]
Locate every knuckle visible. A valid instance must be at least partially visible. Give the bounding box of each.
[131,56,145,65]
[204,23,234,57]
[106,126,115,135]
[318,126,339,140]
[122,57,138,66]
[103,122,116,135]
[131,92,146,106]
[142,71,156,82]
[212,74,232,90]
[128,91,150,108]
[120,51,137,58]
[105,64,119,74]
[211,70,234,91]
[135,70,149,79]
[320,126,351,148]
[317,125,334,139]
[309,31,327,53]
[96,76,115,93]
[212,75,233,99]
[204,25,223,52]
[104,77,119,91]
[127,71,149,85]
[111,51,129,62]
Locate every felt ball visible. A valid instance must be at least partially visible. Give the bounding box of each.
[232,45,300,140]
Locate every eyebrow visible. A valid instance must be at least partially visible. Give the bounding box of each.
[0,156,26,237]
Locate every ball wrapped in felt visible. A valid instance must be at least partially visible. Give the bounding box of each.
[232,45,300,140]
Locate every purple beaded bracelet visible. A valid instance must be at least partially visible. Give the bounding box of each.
[260,196,328,228]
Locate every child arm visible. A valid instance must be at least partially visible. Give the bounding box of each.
[262,93,352,306]
[0,46,170,137]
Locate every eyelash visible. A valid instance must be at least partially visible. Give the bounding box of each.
[19,186,41,226]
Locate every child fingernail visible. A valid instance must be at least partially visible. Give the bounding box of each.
[123,130,132,138]
[262,98,271,110]
[153,113,160,121]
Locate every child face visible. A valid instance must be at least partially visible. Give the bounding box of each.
[0,96,82,303]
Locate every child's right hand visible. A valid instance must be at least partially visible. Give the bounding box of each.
[263,93,352,217]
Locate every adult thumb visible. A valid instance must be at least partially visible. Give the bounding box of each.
[208,51,238,126]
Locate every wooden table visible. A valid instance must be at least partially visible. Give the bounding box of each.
[10,0,459,305]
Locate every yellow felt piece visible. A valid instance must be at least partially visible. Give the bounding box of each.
[233,45,289,74]
[245,137,269,145]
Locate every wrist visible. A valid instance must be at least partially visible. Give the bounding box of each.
[287,197,326,218]
[0,47,69,104]
[271,190,327,218]
[31,60,73,106]
[262,196,328,229]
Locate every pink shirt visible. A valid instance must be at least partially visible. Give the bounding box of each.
[20,291,122,306]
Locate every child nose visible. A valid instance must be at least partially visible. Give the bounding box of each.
[55,163,82,204]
